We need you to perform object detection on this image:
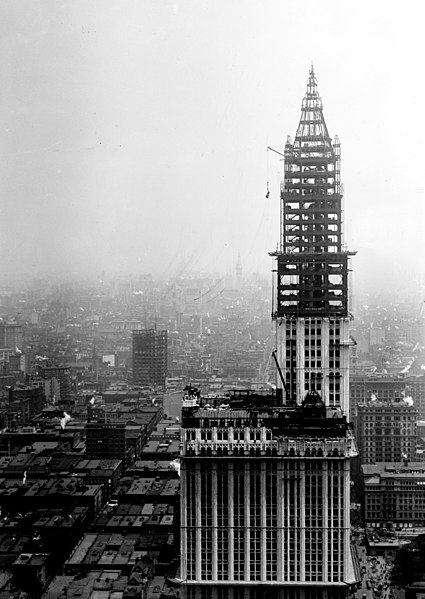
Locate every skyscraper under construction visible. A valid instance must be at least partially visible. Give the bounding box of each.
[180,67,358,599]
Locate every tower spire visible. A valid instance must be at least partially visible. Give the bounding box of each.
[295,65,330,147]
[308,62,317,91]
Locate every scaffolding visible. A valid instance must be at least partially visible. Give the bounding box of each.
[271,66,355,318]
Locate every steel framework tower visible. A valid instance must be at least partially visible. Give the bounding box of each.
[271,66,356,414]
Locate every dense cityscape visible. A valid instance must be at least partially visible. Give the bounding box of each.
[0,243,424,597]
[0,267,273,597]
[1,2,425,598]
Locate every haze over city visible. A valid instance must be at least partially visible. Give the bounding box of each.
[0,0,424,295]
[2,3,425,596]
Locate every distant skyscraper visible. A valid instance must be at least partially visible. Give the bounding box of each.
[9,385,45,419]
[349,373,406,423]
[180,68,358,598]
[132,329,167,388]
[356,397,417,464]
[0,322,23,349]
[37,365,72,402]
[235,251,242,288]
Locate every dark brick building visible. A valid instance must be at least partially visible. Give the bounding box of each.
[132,329,167,388]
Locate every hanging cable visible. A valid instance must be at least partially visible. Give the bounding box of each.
[266,148,270,198]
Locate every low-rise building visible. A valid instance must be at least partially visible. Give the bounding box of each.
[0,476,103,516]
[140,439,180,462]
[363,461,425,528]
[65,532,176,576]
[126,460,180,479]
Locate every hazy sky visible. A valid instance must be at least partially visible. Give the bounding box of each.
[0,0,424,290]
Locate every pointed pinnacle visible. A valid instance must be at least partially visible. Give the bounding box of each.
[308,63,317,88]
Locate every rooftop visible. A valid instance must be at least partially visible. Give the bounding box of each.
[362,462,425,479]
[182,388,350,438]
[115,477,179,499]
[13,552,49,566]
[66,532,175,571]
[357,398,417,410]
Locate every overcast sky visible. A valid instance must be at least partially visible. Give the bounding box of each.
[0,0,424,292]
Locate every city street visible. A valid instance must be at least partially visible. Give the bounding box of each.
[355,540,393,599]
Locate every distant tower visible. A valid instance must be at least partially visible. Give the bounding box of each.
[235,251,243,288]
[92,343,98,383]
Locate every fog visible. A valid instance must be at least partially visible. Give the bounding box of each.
[0,0,424,295]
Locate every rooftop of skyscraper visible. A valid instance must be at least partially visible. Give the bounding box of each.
[181,386,352,440]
